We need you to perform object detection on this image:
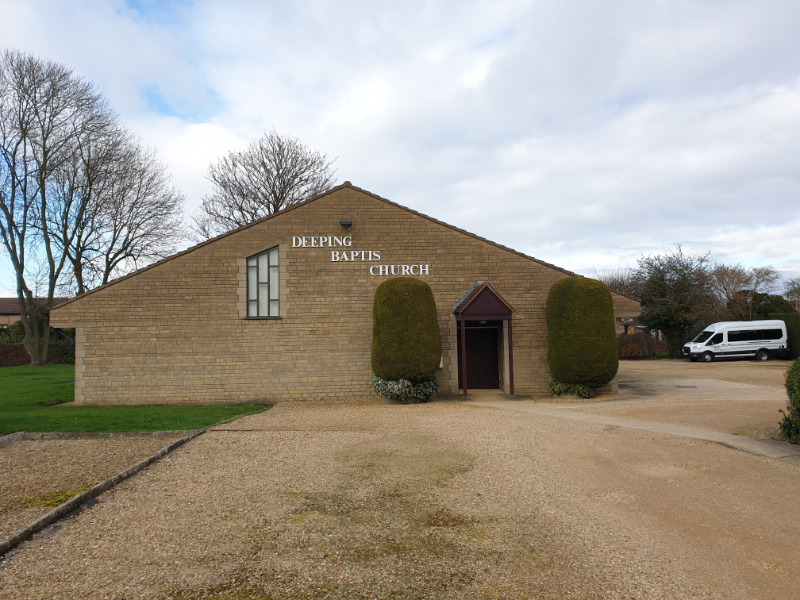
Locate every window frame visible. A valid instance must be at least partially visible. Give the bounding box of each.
[246,246,281,319]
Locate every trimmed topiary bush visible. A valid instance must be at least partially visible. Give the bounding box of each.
[372,277,441,402]
[546,277,619,394]
[779,357,800,443]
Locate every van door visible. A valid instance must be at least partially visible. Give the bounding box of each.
[707,332,724,355]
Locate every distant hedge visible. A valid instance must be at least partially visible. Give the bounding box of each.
[546,277,618,388]
[617,333,669,359]
[0,342,75,367]
[769,313,800,359]
[780,357,800,442]
[372,277,441,383]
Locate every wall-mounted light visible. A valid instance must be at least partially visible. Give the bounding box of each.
[340,218,353,232]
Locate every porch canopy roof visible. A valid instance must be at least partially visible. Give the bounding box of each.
[452,282,515,321]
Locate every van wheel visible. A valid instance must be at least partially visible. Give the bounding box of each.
[755,350,769,361]
[702,352,714,362]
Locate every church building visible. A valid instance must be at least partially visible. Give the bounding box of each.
[50,182,640,405]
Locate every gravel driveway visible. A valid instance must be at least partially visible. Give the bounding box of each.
[1,359,798,599]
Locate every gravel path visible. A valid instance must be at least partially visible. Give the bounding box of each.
[0,434,185,540]
[1,359,798,598]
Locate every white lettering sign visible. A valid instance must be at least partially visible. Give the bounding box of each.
[369,264,430,277]
[291,234,429,276]
[292,235,352,248]
[331,250,381,262]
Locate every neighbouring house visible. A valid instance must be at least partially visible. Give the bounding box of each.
[0,297,69,328]
[50,182,641,406]
[0,298,21,328]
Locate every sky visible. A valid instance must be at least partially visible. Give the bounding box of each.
[1,0,799,296]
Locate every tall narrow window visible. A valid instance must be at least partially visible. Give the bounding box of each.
[247,246,280,317]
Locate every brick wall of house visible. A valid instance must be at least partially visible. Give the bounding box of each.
[50,183,640,406]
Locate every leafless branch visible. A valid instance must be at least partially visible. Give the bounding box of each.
[192,128,336,239]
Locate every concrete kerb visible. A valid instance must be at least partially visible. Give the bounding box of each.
[0,429,203,558]
[0,408,269,558]
[0,432,25,449]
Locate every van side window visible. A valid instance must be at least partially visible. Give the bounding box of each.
[763,328,783,340]
[708,333,723,345]
[728,330,757,342]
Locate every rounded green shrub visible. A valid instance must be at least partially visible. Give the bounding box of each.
[372,277,441,383]
[779,357,800,443]
[546,277,619,388]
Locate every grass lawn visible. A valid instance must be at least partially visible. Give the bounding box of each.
[0,364,269,434]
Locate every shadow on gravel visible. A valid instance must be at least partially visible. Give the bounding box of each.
[618,381,660,397]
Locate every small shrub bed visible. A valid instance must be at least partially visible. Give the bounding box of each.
[779,357,800,443]
[548,377,595,399]
[372,376,440,403]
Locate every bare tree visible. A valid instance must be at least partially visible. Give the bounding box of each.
[785,277,800,311]
[594,267,639,297]
[710,263,780,320]
[709,263,750,304]
[709,263,751,320]
[0,49,110,363]
[192,129,336,239]
[750,266,780,295]
[0,49,185,363]
[53,127,184,294]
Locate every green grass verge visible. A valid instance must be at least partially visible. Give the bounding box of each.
[0,365,269,434]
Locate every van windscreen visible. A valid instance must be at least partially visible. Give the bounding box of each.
[692,331,714,343]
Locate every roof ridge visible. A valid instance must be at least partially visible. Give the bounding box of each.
[52,181,618,311]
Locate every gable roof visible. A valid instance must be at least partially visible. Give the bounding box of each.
[52,181,639,310]
[453,282,515,318]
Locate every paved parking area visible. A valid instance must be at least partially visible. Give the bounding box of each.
[1,359,798,599]
[466,367,800,467]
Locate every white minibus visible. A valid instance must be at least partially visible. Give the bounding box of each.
[682,320,789,362]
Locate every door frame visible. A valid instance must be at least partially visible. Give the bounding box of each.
[452,283,515,396]
[457,321,501,390]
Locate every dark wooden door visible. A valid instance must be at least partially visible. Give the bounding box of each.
[458,325,500,389]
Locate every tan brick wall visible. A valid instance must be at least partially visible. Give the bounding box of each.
[51,185,639,406]
[0,315,18,327]
[611,292,642,318]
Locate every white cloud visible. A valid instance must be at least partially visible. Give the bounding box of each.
[2,0,800,297]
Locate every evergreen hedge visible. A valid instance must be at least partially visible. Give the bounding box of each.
[769,313,800,359]
[371,277,441,384]
[779,357,800,443]
[546,277,618,389]
[0,341,75,367]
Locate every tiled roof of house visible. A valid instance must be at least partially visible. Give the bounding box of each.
[0,297,69,315]
[0,298,20,315]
